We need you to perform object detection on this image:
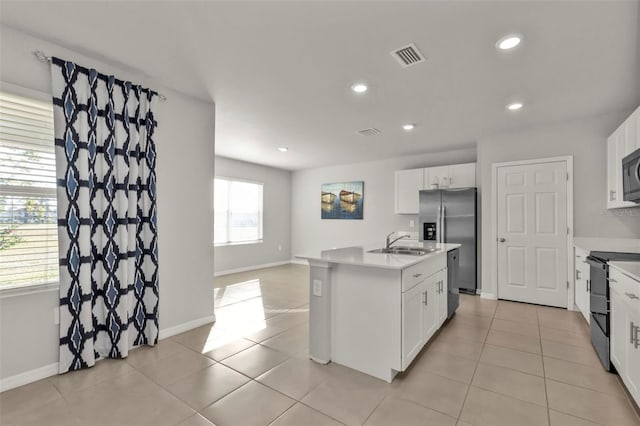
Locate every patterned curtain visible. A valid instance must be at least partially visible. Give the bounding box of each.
[51,57,160,373]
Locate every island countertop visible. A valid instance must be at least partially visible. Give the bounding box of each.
[295,242,461,270]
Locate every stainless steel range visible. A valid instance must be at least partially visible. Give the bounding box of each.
[586,250,640,371]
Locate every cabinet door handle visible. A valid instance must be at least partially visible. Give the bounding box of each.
[631,322,640,349]
[423,291,428,306]
[576,270,581,280]
[609,278,617,283]
[610,190,617,201]
[587,280,590,292]
[413,273,422,278]
[625,293,639,300]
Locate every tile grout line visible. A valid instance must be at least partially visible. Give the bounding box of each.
[536,307,552,426]
[455,301,498,423]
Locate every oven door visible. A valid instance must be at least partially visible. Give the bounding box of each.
[586,256,608,315]
[622,148,640,203]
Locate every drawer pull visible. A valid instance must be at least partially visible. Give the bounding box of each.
[625,293,639,300]
[413,273,422,278]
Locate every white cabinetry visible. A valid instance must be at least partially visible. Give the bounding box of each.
[574,247,590,323]
[424,166,451,189]
[436,268,448,327]
[449,163,477,189]
[610,268,640,407]
[401,263,448,370]
[607,106,640,209]
[395,163,476,214]
[395,169,424,214]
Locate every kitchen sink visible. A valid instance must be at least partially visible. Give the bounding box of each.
[367,247,440,256]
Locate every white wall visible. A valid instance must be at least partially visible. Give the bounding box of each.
[291,148,477,256]
[0,26,216,382]
[478,111,640,298]
[214,157,292,274]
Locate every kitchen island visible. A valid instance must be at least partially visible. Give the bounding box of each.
[296,242,461,382]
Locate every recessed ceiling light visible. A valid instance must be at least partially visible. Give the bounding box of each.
[507,102,523,111]
[496,34,522,51]
[402,124,415,131]
[278,147,288,152]
[351,83,368,93]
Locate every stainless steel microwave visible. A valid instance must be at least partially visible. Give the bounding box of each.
[622,147,640,203]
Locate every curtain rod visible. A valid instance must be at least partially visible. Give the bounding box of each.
[33,50,167,101]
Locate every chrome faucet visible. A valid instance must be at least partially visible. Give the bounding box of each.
[386,232,410,249]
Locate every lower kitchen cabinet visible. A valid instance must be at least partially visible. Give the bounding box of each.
[401,278,428,367]
[436,268,448,328]
[574,247,590,323]
[401,267,447,370]
[610,268,640,407]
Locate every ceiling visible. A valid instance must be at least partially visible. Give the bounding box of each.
[1,1,639,171]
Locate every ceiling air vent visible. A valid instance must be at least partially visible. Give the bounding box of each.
[390,43,425,68]
[356,128,381,137]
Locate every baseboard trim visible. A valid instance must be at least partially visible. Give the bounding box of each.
[214,261,291,277]
[480,292,498,300]
[0,315,217,392]
[158,315,216,340]
[290,258,308,265]
[0,362,59,392]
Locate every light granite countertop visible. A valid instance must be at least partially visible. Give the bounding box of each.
[574,237,640,254]
[610,261,640,282]
[295,242,461,270]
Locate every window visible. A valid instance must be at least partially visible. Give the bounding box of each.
[0,89,58,290]
[214,178,263,245]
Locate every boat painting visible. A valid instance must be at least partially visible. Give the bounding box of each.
[321,191,337,204]
[321,181,364,220]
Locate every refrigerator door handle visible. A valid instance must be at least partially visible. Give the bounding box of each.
[441,205,446,243]
[436,204,442,243]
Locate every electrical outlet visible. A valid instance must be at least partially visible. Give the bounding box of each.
[53,307,60,325]
[409,220,415,228]
[313,279,322,297]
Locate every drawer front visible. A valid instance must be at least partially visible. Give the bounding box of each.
[610,269,640,312]
[402,254,446,292]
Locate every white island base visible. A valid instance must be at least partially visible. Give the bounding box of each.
[299,244,459,383]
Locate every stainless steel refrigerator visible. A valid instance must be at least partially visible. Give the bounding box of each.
[419,188,477,294]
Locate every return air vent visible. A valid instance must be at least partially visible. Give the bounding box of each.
[390,43,425,68]
[356,128,381,136]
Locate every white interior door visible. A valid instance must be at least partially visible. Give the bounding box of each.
[497,161,568,307]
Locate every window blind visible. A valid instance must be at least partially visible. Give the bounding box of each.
[0,91,58,289]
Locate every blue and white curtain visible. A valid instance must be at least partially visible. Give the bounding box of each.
[51,57,160,373]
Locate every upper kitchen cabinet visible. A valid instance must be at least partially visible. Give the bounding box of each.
[448,163,477,189]
[395,168,424,214]
[424,166,451,189]
[395,163,477,214]
[607,106,640,209]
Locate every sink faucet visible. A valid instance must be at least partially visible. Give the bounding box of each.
[386,232,410,249]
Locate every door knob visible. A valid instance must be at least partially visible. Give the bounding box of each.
[499,238,506,243]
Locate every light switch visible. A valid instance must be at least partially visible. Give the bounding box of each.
[409,220,415,228]
[313,279,322,297]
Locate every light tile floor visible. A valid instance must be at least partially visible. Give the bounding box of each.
[2,264,640,426]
